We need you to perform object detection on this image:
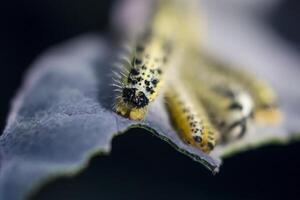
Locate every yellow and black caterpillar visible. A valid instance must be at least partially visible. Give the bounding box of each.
[114,33,173,120]
[165,82,219,153]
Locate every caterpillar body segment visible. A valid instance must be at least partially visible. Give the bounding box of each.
[200,54,281,124]
[165,83,219,153]
[150,0,205,49]
[114,33,174,120]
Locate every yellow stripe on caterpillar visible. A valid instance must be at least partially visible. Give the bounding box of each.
[165,82,219,153]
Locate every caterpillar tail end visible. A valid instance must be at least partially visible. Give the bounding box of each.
[185,128,219,154]
[254,108,282,124]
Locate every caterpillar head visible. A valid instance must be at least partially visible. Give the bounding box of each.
[114,91,148,120]
[122,87,149,108]
[114,74,151,121]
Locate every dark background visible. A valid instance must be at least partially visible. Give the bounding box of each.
[0,0,300,199]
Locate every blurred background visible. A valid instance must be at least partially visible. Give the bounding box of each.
[0,0,300,199]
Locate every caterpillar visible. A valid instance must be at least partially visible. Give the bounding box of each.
[165,82,219,153]
[113,0,204,120]
[199,53,281,124]
[179,52,254,143]
[113,33,173,120]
